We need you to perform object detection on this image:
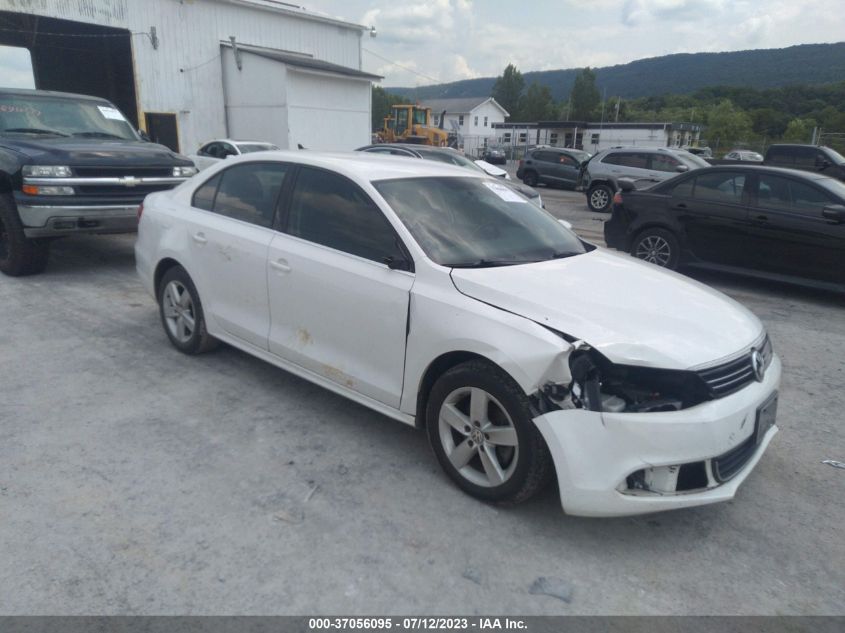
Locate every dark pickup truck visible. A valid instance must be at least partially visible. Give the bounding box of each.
[0,88,196,276]
[763,144,845,182]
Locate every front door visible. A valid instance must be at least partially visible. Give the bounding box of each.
[267,166,414,407]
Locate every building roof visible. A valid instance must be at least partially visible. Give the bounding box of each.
[221,0,368,31]
[221,41,382,81]
[420,97,509,117]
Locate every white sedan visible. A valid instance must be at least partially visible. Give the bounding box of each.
[136,152,780,517]
[189,138,280,171]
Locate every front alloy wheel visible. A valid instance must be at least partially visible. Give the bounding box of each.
[162,280,197,344]
[438,387,519,488]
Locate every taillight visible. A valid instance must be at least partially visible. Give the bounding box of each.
[613,192,623,205]
[518,159,524,167]
[137,202,144,219]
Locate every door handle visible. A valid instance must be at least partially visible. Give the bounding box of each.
[192,232,207,245]
[753,214,769,223]
[673,202,687,210]
[270,258,291,273]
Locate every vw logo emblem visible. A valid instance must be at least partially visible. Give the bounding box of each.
[751,349,765,382]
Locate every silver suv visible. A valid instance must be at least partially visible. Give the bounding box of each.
[580,147,710,212]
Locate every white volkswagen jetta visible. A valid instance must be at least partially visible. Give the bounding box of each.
[136,151,780,517]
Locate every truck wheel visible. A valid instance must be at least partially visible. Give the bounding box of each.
[0,194,50,276]
[426,359,553,505]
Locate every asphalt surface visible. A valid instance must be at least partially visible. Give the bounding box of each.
[1,186,843,615]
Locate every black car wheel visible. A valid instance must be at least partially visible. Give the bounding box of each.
[0,194,50,277]
[631,227,680,270]
[587,184,613,212]
[522,171,538,187]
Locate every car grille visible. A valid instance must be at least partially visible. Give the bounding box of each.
[696,335,773,398]
[74,166,174,178]
[76,184,174,196]
[712,433,757,482]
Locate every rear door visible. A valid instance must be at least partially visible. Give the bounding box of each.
[745,173,845,284]
[672,170,754,266]
[603,151,654,185]
[266,166,414,407]
[554,152,581,186]
[185,162,289,348]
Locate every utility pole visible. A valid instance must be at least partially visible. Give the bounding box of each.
[615,97,620,123]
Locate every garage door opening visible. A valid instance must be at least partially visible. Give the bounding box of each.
[144,112,180,153]
[0,11,138,126]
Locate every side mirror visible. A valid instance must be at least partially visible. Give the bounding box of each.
[138,129,151,142]
[618,178,636,192]
[675,164,690,173]
[816,158,831,170]
[557,219,573,230]
[822,205,845,223]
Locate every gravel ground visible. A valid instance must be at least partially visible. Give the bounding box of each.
[0,190,843,614]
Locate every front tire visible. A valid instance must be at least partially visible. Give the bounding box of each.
[0,194,50,276]
[587,183,613,212]
[630,227,680,270]
[521,171,538,187]
[426,360,553,505]
[157,266,218,354]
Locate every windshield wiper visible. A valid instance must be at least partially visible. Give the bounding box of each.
[450,259,538,268]
[549,251,579,260]
[72,131,126,139]
[2,127,71,137]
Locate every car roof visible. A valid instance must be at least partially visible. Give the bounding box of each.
[674,164,835,181]
[231,150,485,181]
[203,139,274,146]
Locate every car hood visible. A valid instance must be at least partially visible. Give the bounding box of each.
[1,137,192,166]
[475,160,508,178]
[450,249,763,369]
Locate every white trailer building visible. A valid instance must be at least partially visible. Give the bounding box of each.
[421,97,509,157]
[0,0,379,153]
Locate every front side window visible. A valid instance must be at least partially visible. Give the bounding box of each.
[287,167,404,264]
[650,154,682,172]
[758,175,833,216]
[191,162,287,228]
[375,177,586,267]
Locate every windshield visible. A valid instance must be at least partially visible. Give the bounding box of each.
[825,147,845,164]
[374,177,586,267]
[237,143,279,154]
[418,149,484,172]
[677,151,711,168]
[0,94,138,140]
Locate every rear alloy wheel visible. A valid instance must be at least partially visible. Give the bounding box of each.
[587,184,613,212]
[426,360,553,505]
[631,227,680,269]
[158,266,218,354]
[522,171,538,187]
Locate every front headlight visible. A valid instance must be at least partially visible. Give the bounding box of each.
[172,166,198,177]
[22,165,72,178]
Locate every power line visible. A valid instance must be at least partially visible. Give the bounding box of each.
[362,47,440,84]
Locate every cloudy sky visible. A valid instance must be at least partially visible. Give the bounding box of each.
[309,0,845,86]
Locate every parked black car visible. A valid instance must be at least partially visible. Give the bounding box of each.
[763,144,845,182]
[604,165,845,291]
[482,145,507,165]
[516,147,591,189]
[0,88,196,276]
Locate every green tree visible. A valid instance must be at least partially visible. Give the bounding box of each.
[520,82,556,122]
[704,99,753,151]
[782,118,815,143]
[492,63,525,120]
[569,68,601,120]
[371,86,409,132]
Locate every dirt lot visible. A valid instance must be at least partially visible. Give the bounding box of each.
[1,191,843,614]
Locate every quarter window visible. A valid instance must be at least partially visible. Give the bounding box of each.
[192,173,221,211]
[287,167,404,264]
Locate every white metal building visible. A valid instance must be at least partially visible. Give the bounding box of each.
[493,121,702,154]
[0,0,379,153]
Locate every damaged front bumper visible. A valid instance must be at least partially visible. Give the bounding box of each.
[533,355,781,517]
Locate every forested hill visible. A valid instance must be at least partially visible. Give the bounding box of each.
[387,42,845,101]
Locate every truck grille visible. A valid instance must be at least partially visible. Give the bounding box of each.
[697,335,772,398]
[76,183,174,196]
[74,166,174,178]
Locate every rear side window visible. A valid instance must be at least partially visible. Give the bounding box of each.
[603,152,649,169]
[532,151,557,163]
[693,172,746,203]
[190,162,287,228]
[766,148,793,165]
[287,167,404,264]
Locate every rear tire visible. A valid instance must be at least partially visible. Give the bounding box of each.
[426,360,553,505]
[157,265,218,354]
[630,227,681,270]
[522,171,538,187]
[0,194,50,276]
[587,183,613,212]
